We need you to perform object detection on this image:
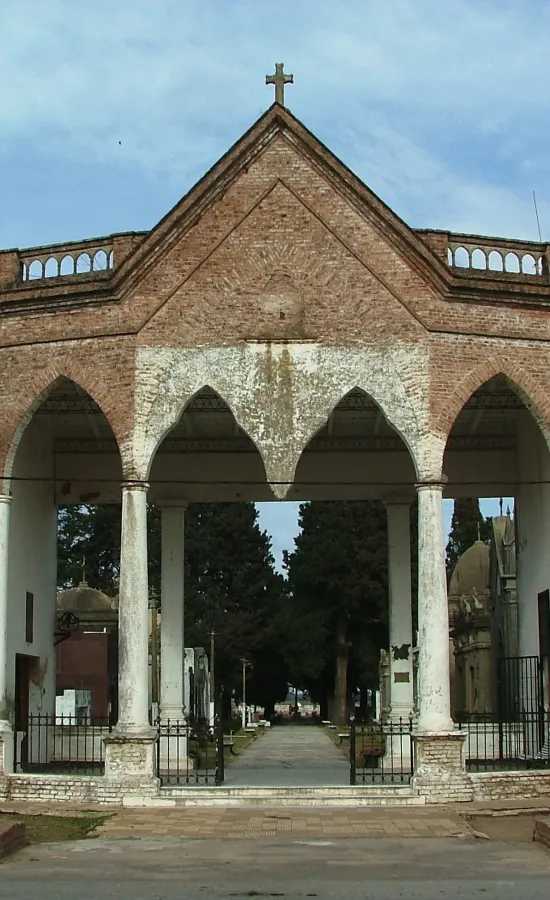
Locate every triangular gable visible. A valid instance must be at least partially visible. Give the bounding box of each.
[139,177,427,345]
[112,104,450,301]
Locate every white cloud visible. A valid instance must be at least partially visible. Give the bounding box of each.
[2,1,550,238]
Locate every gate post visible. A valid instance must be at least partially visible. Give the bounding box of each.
[349,718,356,785]
[215,714,225,785]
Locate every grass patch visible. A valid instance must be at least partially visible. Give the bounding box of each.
[0,812,109,845]
[323,723,385,763]
[191,726,264,768]
[225,727,262,763]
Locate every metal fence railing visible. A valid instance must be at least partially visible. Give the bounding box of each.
[457,711,550,771]
[155,718,224,786]
[14,714,111,775]
[349,717,413,785]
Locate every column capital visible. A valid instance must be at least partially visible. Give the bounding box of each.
[0,494,12,505]
[121,481,149,493]
[415,477,447,494]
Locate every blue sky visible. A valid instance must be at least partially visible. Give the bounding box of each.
[1,0,540,565]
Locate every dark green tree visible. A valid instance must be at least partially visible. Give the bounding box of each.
[57,502,288,715]
[183,503,289,714]
[445,498,490,576]
[282,501,390,725]
[57,504,162,595]
[57,505,123,593]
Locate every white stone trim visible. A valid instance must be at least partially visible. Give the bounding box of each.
[134,344,433,498]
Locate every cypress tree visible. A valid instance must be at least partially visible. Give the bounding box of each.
[445,497,490,575]
[283,500,390,725]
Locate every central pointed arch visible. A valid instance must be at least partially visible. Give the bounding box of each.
[146,385,271,503]
[289,387,417,501]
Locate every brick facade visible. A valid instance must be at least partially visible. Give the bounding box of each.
[1,103,549,806]
[0,104,549,482]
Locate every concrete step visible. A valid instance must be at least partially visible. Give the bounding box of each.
[126,785,425,808]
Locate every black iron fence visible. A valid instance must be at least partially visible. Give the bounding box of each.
[155,718,224,786]
[349,717,413,785]
[497,656,542,719]
[14,714,110,775]
[457,710,550,771]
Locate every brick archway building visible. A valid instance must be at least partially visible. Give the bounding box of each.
[0,104,549,803]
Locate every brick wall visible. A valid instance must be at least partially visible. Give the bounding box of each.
[0,107,548,463]
[1,774,157,805]
[471,771,550,802]
[56,630,111,720]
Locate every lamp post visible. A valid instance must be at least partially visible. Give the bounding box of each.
[209,631,216,727]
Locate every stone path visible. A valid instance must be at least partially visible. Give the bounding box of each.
[224,724,349,787]
[96,806,469,840]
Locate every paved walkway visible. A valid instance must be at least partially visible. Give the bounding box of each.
[224,724,349,786]
[96,806,469,839]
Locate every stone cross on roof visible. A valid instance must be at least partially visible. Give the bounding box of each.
[266,63,293,106]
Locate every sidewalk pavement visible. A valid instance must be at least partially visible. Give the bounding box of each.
[1,797,550,841]
[94,806,470,839]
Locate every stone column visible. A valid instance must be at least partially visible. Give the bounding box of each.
[160,506,186,721]
[104,483,157,791]
[385,502,414,721]
[413,482,469,802]
[0,495,13,776]
[159,505,189,767]
[416,482,453,733]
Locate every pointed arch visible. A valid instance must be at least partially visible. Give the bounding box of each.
[134,344,429,497]
[2,365,127,484]
[435,356,550,450]
[290,385,419,497]
[142,383,269,484]
[293,384,421,480]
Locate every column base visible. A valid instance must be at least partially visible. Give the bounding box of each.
[0,722,13,776]
[157,735,192,771]
[158,706,186,723]
[412,731,472,803]
[387,705,414,723]
[103,728,158,792]
[382,731,413,773]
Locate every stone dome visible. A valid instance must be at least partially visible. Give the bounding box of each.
[448,540,490,599]
[57,581,118,614]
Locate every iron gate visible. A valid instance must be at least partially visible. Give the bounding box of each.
[155,716,225,786]
[349,716,413,785]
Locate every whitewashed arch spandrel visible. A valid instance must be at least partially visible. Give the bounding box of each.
[134,344,432,497]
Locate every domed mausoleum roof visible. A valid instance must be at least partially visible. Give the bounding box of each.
[449,540,490,599]
[57,581,118,614]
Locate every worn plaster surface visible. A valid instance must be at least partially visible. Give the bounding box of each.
[134,342,442,496]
